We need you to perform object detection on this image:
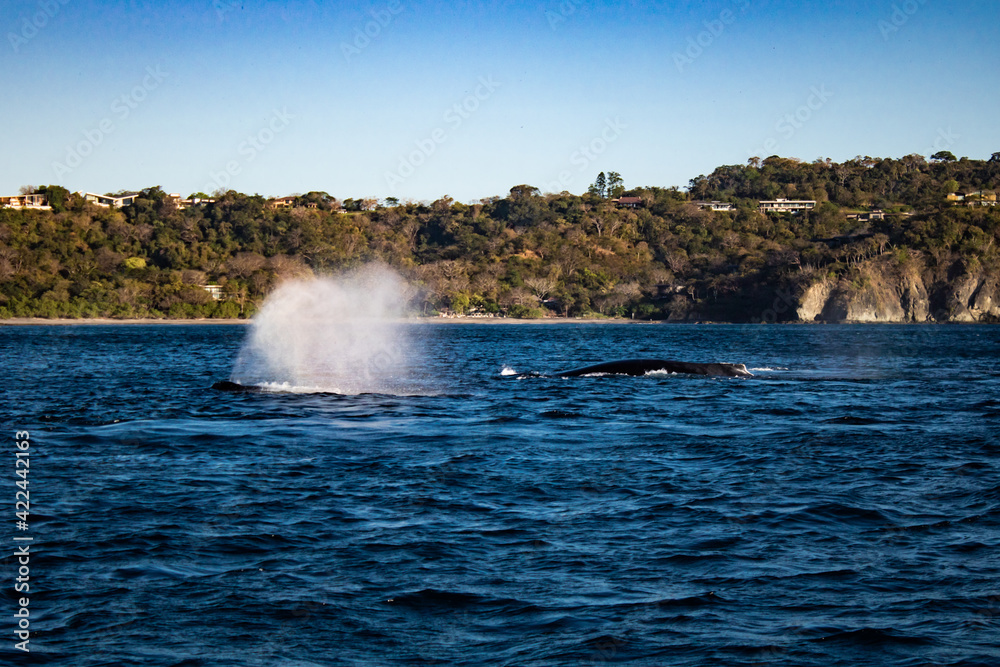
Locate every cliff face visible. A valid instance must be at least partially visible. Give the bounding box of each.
[794,257,1000,323]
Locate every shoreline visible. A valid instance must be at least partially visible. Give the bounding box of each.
[0,316,650,326]
[0,316,993,326]
[0,317,251,326]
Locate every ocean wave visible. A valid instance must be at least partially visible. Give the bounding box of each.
[251,381,342,394]
[9,322,1000,666]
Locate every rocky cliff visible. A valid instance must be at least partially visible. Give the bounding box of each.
[794,256,1000,323]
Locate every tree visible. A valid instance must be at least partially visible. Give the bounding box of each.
[503,185,543,228]
[449,292,470,314]
[931,150,957,162]
[0,247,20,280]
[588,172,606,198]
[37,185,70,212]
[4,151,1000,322]
[226,252,266,279]
[901,153,926,172]
[606,172,624,198]
[524,275,557,301]
[507,184,539,202]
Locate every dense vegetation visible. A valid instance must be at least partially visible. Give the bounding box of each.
[2,153,999,320]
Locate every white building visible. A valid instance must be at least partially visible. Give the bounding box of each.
[694,201,734,212]
[1,194,51,210]
[201,285,223,300]
[758,199,816,214]
[81,192,139,208]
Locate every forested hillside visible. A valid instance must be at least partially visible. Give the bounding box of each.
[2,153,999,321]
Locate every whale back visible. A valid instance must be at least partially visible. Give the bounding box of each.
[554,358,752,378]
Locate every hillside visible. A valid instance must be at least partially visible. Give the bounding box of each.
[2,153,999,322]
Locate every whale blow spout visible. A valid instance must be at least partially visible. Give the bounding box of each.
[554,359,753,378]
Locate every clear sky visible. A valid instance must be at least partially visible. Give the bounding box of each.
[2,0,998,202]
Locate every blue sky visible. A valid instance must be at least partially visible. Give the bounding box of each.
[2,0,998,202]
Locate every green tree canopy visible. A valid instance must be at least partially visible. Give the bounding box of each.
[588,172,607,198]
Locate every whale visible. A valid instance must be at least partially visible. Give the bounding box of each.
[213,359,752,392]
[211,380,267,393]
[553,358,752,378]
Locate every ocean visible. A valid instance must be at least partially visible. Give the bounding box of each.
[2,322,999,665]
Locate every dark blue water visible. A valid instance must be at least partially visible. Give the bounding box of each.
[2,322,999,666]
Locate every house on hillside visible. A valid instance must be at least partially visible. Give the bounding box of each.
[81,192,139,208]
[201,284,223,300]
[947,191,997,206]
[167,193,215,210]
[612,196,643,209]
[1,194,50,209]
[845,208,884,223]
[758,199,815,214]
[693,200,733,212]
[268,196,298,209]
[962,191,997,206]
